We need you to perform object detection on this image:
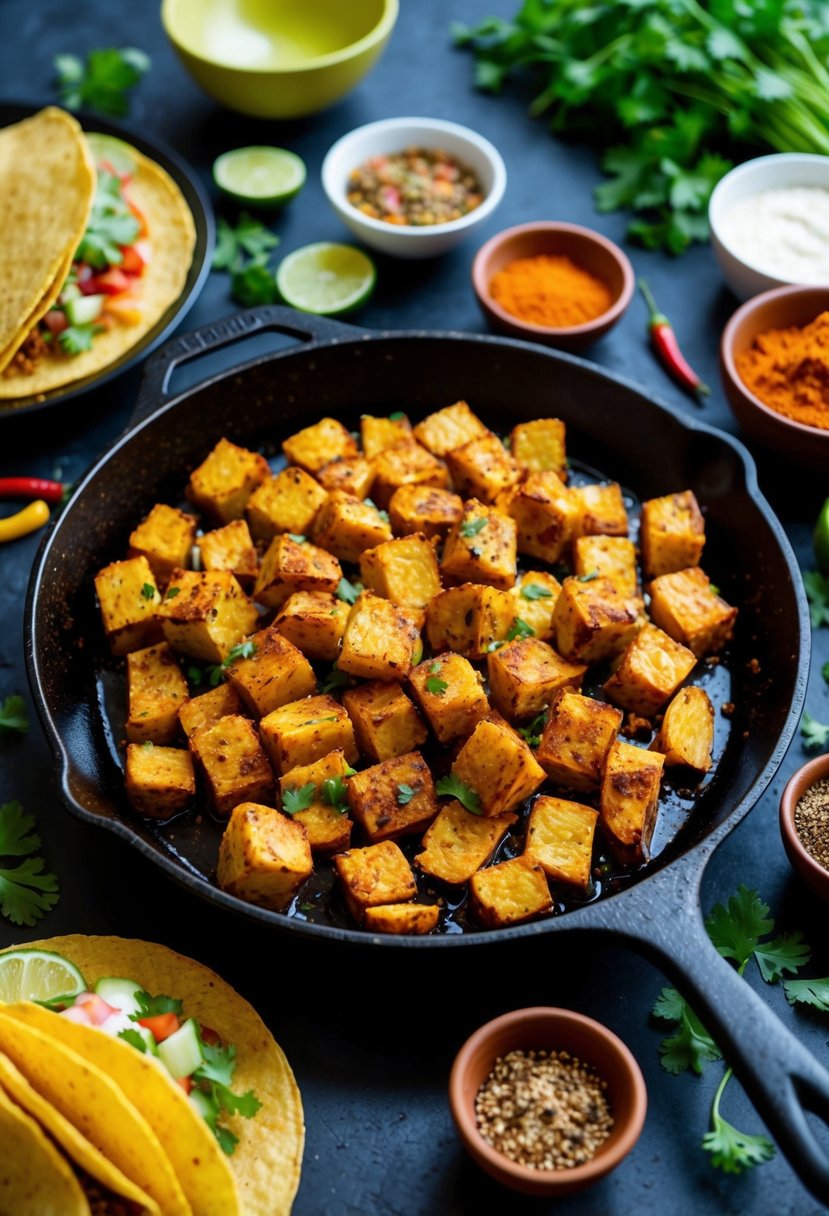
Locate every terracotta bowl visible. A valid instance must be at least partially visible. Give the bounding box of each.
[448,1006,647,1197]
[720,284,829,472]
[472,222,634,352]
[780,753,829,903]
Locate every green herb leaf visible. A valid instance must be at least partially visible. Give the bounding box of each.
[286,533,306,544]
[282,783,316,815]
[303,716,338,726]
[804,571,829,629]
[802,711,829,753]
[319,664,353,695]
[784,976,829,1011]
[140,583,155,600]
[517,709,547,749]
[130,990,183,1020]
[187,665,204,687]
[212,213,280,273]
[460,517,487,539]
[754,932,811,983]
[58,323,104,355]
[658,1003,721,1075]
[705,886,773,970]
[425,676,449,696]
[321,776,349,813]
[75,170,141,269]
[506,617,535,642]
[0,695,29,739]
[822,661,829,684]
[165,586,181,600]
[702,1068,774,1174]
[651,986,686,1024]
[397,783,415,805]
[118,1028,148,1053]
[363,497,390,523]
[577,569,599,583]
[520,583,553,601]
[336,577,363,605]
[231,258,278,307]
[436,773,482,815]
[388,411,405,421]
[54,47,150,116]
[222,640,257,668]
[0,802,59,926]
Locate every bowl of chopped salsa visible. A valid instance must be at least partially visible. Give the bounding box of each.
[321,116,507,258]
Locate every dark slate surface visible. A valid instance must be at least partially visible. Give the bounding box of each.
[1,2,828,1214]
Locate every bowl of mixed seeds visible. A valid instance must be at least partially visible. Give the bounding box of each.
[321,116,507,258]
[449,1006,647,1195]
[780,753,829,903]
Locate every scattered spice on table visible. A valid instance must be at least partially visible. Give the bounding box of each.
[735,311,829,431]
[489,254,612,328]
[795,777,829,870]
[475,1048,613,1170]
[347,147,483,226]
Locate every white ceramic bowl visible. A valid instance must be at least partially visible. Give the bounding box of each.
[321,117,507,259]
[709,153,829,300]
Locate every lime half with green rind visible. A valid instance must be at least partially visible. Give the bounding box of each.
[0,949,86,1005]
[213,146,307,208]
[85,132,137,176]
[276,242,376,317]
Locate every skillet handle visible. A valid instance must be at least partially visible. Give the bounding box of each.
[597,861,829,1203]
[130,305,365,426]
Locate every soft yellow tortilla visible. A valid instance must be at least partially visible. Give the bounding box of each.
[0,1052,159,1216]
[0,1083,90,1216]
[6,935,305,1216]
[0,135,197,401]
[0,1011,191,1215]
[0,107,95,375]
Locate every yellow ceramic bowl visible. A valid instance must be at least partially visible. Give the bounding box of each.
[161,0,399,119]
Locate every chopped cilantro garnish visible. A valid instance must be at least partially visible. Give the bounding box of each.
[321,776,350,813]
[436,773,482,815]
[336,577,363,605]
[0,695,29,739]
[319,664,353,695]
[75,170,141,268]
[506,618,535,642]
[192,1034,262,1156]
[397,783,415,805]
[286,533,306,544]
[54,47,150,117]
[578,569,600,583]
[0,801,59,926]
[389,411,405,421]
[140,583,155,600]
[231,258,278,307]
[425,676,449,696]
[460,517,487,539]
[165,586,181,599]
[118,1028,148,1052]
[282,784,316,815]
[518,709,548,749]
[59,323,104,355]
[222,640,257,667]
[212,213,280,273]
[363,497,390,523]
[130,990,183,1020]
[520,583,553,601]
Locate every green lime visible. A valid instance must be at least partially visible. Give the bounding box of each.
[814,497,829,574]
[276,243,376,317]
[0,949,86,1005]
[213,146,306,208]
[85,132,137,176]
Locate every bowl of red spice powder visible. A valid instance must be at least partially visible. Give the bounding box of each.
[720,284,829,471]
[472,222,635,352]
[780,753,829,904]
[449,1006,647,1196]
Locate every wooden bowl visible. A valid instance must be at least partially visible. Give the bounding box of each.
[448,1006,647,1196]
[472,222,634,352]
[780,753,829,903]
[720,285,829,471]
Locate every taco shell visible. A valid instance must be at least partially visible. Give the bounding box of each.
[3,935,304,1216]
[0,1082,90,1216]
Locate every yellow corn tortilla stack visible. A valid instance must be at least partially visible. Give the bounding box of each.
[0,107,95,374]
[0,1082,90,1216]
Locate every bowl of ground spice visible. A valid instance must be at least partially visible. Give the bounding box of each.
[472,222,635,352]
[720,285,829,471]
[449,1006,647,1196]
[780,754,829,903]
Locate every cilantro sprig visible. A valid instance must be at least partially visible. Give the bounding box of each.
[321,777,350,813]
[804,571,829,629]
[801,712,829,753]
[0,801,59,926]
[336,577,363,605]
[130,990,183,1019]
[213,214,280,307]
[54,47,150,116]
[460,517,487,539]
[192,1035,262,1156]
[520,583,553,601]
[436,773,481,815]
[0,695,29,740]
[282,784,316,815]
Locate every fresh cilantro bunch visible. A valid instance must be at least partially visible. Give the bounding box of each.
[652,886,824,1175]
[54,47,150,117]
[0,695,29,740]
[453,0,829,254]
[213,213,280,307]
[76,171,141,269]
[0,801,59,926]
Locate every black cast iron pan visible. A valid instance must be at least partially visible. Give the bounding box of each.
[26,306,829,1200]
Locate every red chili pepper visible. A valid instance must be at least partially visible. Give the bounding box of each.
[639,279,709,403]
[0,477,65,503]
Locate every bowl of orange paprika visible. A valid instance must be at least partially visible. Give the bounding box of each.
[471,221,634,352]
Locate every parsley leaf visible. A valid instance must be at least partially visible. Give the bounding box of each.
[397,783,415,805]
[321,777,350,813]
[436,773,482,815]
[784,977,829,1011]
[804,571,829,629]
[336,577,363,604]
[212,214,280,272]
[231,258,278,307]
[130,990,183,1020]
[705,886,773,970]
[54,47,150,116]
[702,1070,774,1174]
[460,517,487,539]
[506,617,535,642]
[0,695,29,739]
[518,709,547,749]
[59,323,104,355]
[222,640,257,668]
[425,676,449,696]
[282,783,316,815]
[140,583,155,600]
[118,1028,148,1053]
[652,989,720,1075]
[801,711,829,752]
[754,932,811,983]
[0,801,59,926]
[520,583,553,601]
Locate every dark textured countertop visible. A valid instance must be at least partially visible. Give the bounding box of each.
[1,2,828,1214]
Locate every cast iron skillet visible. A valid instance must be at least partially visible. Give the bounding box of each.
[0,100,213,420]
[26,306,829,1200]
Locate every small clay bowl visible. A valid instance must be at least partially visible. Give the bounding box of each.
[448,1006,647,1197]
[471,222,634,352]
[720,284,829,472]
[780,753,829,903]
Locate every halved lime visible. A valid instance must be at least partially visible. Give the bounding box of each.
[213,146,307,208]
[815,497,829,574]
[0,949,86,1005]
[85,132,137,176]
[276,243,376,316]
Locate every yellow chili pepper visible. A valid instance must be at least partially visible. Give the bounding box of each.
[0,499,50,543]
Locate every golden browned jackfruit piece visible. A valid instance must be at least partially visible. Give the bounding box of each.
[524,795,597,892]
[217,802,312,911]
[259,694,358,776]
[571,482,629,538]
[510,418,567,477]
[338,591,421,682]
[128,503,197,586]
[509,571,562,642]
[415,801,516,885]
[186,437,269,523]
[600,740,664,863]
[445,432,522,503]
[343,681,428,761]
[441,499,517,590]
[274,590,349,662]
[179,683,242,743]
[537,689,623,792]
[360,412,413,459]
[388,483,464,540]
[648,566,737,657]
[572,536,638,599]
[253,534,341,610]
[125,642,188,745]
[640,490,705,579]
[334,840,418,923]
[603,623,696,717]
[311,490,392,563]
[451,714,546,817]
[650,686,714,772]
[224,626,316,718]
[95,556,162,657]
[487,637,586,722]
[347,751,438,843]
[413,400,489,456]
[359,533,441,617]
[501,471,579,564]
[192,714,273,816]
[371,440,450,508]
[362,903,439,935]
[278,749,354,854]
[125,743,195,818]
[469,856,553,928]
[409,652,489,742]
[317,455,375,499]
[553,575,639,663]
[196,519,258,586]
[245,467,328,542]
[426,583,515,659]
[158,569,258,663]
[282,417,358,473]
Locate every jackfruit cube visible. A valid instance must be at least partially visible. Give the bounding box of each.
[253,534,341,610]
[648,566,737,657]
[600,740,664,863]
[343,681,428,761]
[451,714,546,817]
[469,856,553,928]
[537,689,623,792]
[259,694,358,775]
[362,903,439,935]
[371,440,450,509]
[186,437,269,523]
[488,637,586,722]
[426,583,514,660]
[125,743,195,818]
[245,467,328,543]
[278,749,354,854]
[603,623,696,717]
[338,591,421,682]
[446,432,522,503]
[196,519,258,586]
[274,591,349,662]
[571,482,629,538]
[441,500,517,590]
[128,503,197,585]
[359,533,441,616]
[510,418,567,477]
[409,652,489,742]
[553,575,639,663]
[415,800,516,885]
[282,417,358,473]
[347,751,438,843]
[192,714,274,816]
[502,471,579,564]
[509,571,562,642]
[333,840,417,923]
[525,795,597,892]
[317,455,376,500]
[414,400,489,456]
[126,642,188,744]
[360,413,413,459]
[95,556,162,656]
[159,569,258,663]
[388,484,464,540]
[217,802,312,911]
[573,536,638,599]
[225,626,316,717]
[640,490,705,579]
[650,686,714,772]
[311,490,392,563]
[179,683,242,743]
